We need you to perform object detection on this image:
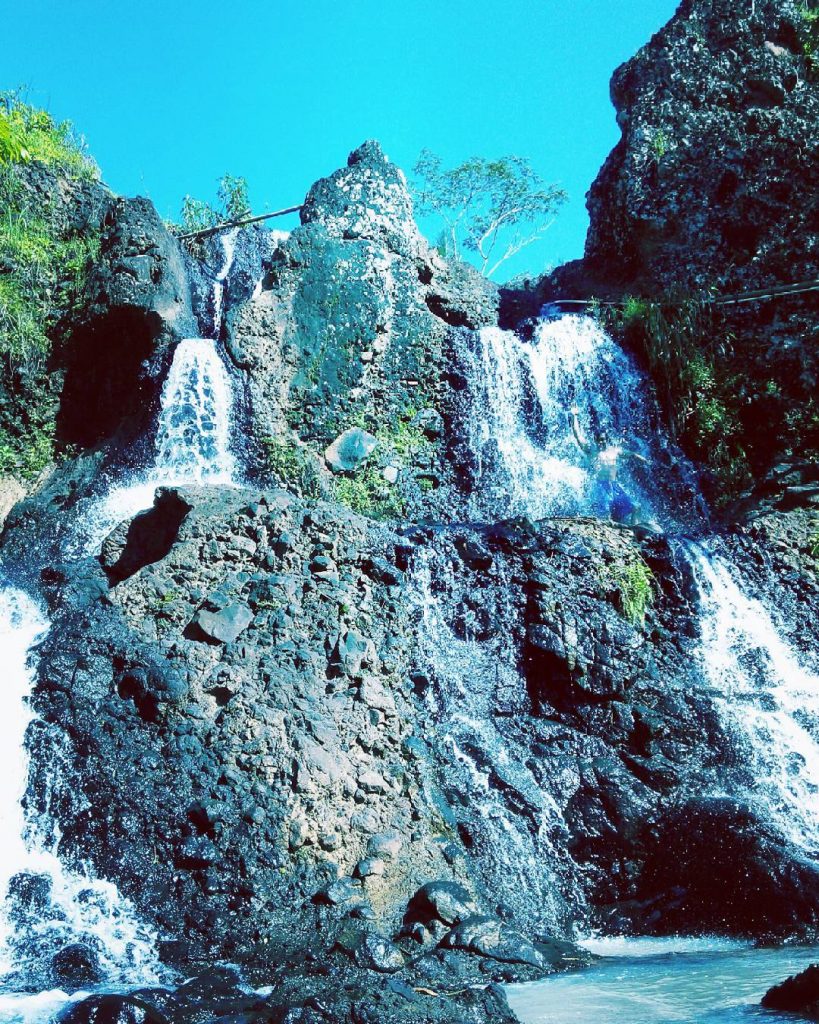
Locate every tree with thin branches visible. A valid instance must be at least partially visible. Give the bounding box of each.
[412,150,566,279]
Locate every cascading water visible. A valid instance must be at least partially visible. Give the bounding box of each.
[82,233,240,554]
[409,548,577,933]
[467,311,819,1018]
[0,234,243,1018]
[0,586,164,1020]
[211,229,238,338]
[688,542,819,854]
[462,315,663,524]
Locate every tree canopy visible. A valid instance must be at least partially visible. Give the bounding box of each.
[412,150,566,278]
[180,174,251,234]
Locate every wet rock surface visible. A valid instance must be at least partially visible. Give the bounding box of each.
[220,140,497,521]
[533,0,819,502]
[58,195,196,446]
[762,963,819,1018]
[2,23,819,1019]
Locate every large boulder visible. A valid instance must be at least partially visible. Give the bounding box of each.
[222,140,497,520]
[762,965,819,1018]
[634,798,819,939]
[58,196,196,446]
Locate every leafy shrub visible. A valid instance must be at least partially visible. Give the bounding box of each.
[602,553,654,625]
[0,93,98,179]
[614,294,752,505]
[217,174,250,220]
[262,437,322,497]
[180,173,252,233]
[0,122,102,478]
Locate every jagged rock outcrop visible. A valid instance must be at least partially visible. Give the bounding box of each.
[220,141,497,520]
[58,196,196,446]
[584,0,819,292]
[28,476,819,987]
[530,0,819,506]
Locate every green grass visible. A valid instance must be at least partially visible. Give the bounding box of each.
[0,100,103,479]
[0,93,98,179]
[602,553,654,626]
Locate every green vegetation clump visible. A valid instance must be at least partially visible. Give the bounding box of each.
[262,437,322,498]
[180,173,251,233]
[333,465,406,520]
[602,553,654,626]
[0,93,98,179]
[650,128,669,163]
[376,412,430,459]
[0,98,102,479]
[613,294,753,506]
[798,4,819,77]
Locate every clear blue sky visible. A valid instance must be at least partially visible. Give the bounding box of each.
[3,0,679,280]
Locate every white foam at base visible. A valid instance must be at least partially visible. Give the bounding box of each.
[579,935,751,958]
[0,586,164,991]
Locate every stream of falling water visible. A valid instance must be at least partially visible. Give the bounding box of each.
[687,542,819,854]
[469,313,819,1019]
[463,315,661,523]
[0,234,242,1022]
[81,231,240,554]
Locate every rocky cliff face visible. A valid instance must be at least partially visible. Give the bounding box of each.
[536,0,819,508]
[220,141,497,521]
[4,26,819,1020]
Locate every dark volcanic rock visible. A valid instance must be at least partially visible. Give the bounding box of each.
[405,881,478,928]
[102,488,193,584]
[542,0,819,498]
[762,964,819,1018]
[51,942,104,987]
[222,140,497,520]
[635,798,819,939]
[58,196,196,446]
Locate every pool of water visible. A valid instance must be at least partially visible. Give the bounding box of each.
[507,939,819,1023]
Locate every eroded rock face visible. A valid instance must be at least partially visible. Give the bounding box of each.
[58,196,196,446]
[534,0,819,501]
[585,0,819,292]
[220,141,497,520]
[28,475,819,972]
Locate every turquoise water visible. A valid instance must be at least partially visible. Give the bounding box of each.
[507,939,819,1023]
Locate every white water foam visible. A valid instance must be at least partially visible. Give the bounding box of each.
[83,336,238,554]
[410,549,572,931]
[689,543,819,854]
[579,935,751,958]
[0,585,164,999]
[211,228,238,337]
[465,316,656,522]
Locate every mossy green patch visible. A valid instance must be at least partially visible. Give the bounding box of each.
[602,552,654,626]
[0,128,102,478]
[611,295,753,507]
[333,465,405,520]
[262,436,323,498]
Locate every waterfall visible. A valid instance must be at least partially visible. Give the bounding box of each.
[82,232,240,554]
[0,586,163,1004]
[462,315,662,524]
[409,548,577,933]
[0,236,244,1010]
[154,338,236,484]
[211,228,238,337]
[688,543,819,854]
